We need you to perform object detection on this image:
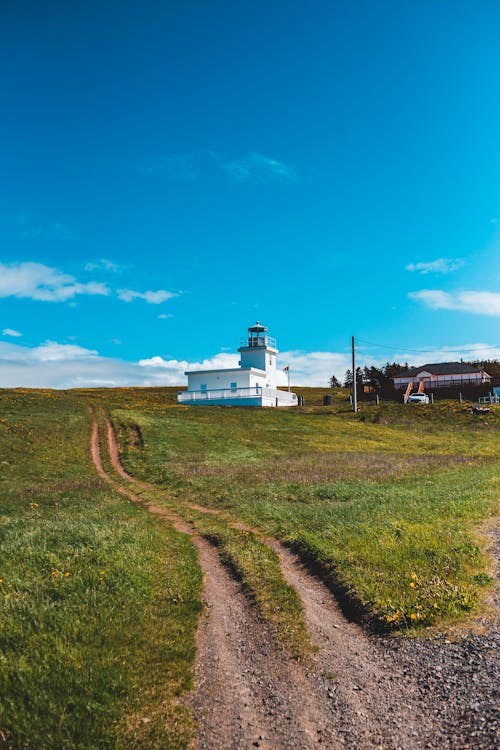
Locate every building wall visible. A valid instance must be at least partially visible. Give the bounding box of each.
[239,348,277,385]
[393,371,487,388]
[187,370,251,392]
[187,369,272,392]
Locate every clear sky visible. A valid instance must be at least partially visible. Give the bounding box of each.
[1,0,499,387]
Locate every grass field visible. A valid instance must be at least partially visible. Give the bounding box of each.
[0,390,202,750]
[108,388,499,630]
[0,386,498,748]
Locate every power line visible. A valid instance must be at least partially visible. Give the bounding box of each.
[355,337,500,355]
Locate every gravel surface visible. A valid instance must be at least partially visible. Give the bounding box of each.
[380,630,499,749]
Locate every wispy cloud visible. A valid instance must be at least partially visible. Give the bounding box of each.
[405,258,465,275]
[409,289,500,316]
[138,150,297,184]
[2,328,22,337]
[84,259,124,273]
[221,152,297,183]
[117,289,177,304]
[0,262,109,302]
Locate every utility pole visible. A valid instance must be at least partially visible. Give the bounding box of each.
[352,335,357,412]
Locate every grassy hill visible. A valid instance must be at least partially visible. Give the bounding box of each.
[108,387,499,630]
[0,386,498,748]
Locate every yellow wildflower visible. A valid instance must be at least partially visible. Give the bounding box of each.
[409,581,415,588]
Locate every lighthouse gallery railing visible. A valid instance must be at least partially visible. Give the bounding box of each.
[178,386,297,403]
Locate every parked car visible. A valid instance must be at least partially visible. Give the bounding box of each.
[407,393,430,404]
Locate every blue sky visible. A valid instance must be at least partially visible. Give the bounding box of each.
[1,0,500,387]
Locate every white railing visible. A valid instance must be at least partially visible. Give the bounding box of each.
[178,386,297,404]
[239,336,277,349]
[394,377,491,390]
[478,395,500,404]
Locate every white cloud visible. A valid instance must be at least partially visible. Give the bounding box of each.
[1,340,499,390]
[158,313,173,319]
[0,340,166,388]
[221,152,297,183]
[139,352,239,372]
[0,262,110,302]
[409,289,500,316]
[117,289,177,304]
[2,328,22,337]
[277,350,352,387]
[0,261,178,306]
[84,259,123,273]
[31,341,99,362]
[405,258,465,274]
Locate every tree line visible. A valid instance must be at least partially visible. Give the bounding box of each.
[329,359,500,390]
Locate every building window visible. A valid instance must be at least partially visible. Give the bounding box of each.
[200,384,207,390]
[230,382,237,390]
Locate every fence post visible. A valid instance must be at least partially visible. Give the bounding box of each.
[459,392,462,404]
[430,393,434,404]
[376,394,380,405]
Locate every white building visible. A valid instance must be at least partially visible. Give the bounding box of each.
[178,322,298,407]
[392,362,491,390]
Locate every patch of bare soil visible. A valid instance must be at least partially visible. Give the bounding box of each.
[96,412,499,749]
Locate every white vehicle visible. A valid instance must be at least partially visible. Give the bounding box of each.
[407,393,430,404]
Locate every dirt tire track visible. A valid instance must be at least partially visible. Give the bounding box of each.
[100,411,454,749]
[91,412,347,748]
[101,420,499,750]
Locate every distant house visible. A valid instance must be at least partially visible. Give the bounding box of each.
[177,322,298,407]
[392,362,491,390]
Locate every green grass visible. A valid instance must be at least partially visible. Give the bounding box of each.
[1,386,498,747]
[109,393,499,631]
[93,407,312,659]
[0,391,202,749]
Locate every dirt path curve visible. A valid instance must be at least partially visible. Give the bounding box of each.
[97,412,452,749]
[90,412,347,748]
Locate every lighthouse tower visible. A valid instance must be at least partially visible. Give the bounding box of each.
[238,322,278,388]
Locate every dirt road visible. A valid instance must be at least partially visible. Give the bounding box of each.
[89,411,499,749]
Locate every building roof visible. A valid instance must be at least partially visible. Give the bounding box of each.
[184,367,265,376]
[248,321,267,332]
[394,362,489,378]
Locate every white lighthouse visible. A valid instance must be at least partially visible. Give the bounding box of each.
[178,322,298,407]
